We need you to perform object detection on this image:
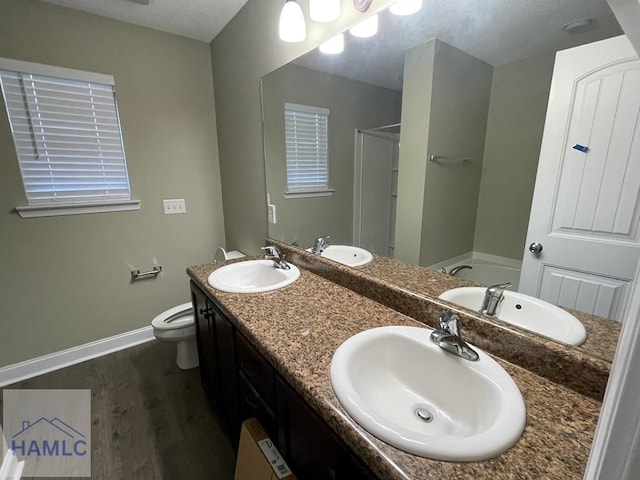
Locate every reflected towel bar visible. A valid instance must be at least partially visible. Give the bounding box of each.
[429,154,472,163]
[131,265,162,280]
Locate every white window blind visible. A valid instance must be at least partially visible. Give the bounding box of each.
[284,102,330,193]
[0,60,132,208]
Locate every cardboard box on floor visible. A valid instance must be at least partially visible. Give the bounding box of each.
[235,418,297,480]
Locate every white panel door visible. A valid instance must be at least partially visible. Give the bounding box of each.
[519,35,640,321]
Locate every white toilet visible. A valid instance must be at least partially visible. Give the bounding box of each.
[152,302,198,370]
[151,248,245,370]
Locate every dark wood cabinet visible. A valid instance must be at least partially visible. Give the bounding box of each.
[276,376,350,479]
[191,282,240,443]
[191,284,219,407]
[190,282,376,479]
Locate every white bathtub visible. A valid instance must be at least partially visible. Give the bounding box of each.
[446,260,521,290]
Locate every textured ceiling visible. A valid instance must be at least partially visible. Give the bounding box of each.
[294,0,623,91]
[39,0,249,42]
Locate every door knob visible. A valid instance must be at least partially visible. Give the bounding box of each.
[529,242,543,254]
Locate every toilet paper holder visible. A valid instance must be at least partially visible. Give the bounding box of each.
[131,265,162,280]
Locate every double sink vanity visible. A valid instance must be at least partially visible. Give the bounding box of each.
[186,240,608,479]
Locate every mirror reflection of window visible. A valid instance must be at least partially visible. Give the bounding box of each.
[284,103,330,195]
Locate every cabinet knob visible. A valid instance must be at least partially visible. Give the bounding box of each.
[199,307,212,319]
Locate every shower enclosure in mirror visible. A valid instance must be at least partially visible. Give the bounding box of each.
[260,0,632,360]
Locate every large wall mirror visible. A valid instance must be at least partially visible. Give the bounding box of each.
[261,0,635,362]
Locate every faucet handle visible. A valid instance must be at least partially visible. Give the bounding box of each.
[487,282,512,295]
[261,245,280,257]
[314,235,331,245]
[439,311,460,336]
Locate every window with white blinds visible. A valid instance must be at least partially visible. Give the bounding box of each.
[0,58,135,216]
[284,103,331,194]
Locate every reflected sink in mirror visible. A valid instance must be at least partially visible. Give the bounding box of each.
[439,287,587,346]
[308,245,373,267]
[330,326,526,461]
[208,259,300,293]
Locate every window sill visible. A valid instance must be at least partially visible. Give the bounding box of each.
[284,189,335,199]
[15,200,141,218]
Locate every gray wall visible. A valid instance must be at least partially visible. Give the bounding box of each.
[394,40,492,266]
[419,41,493,266]
[0,0,225,365]
[474,53,555,260]
[262,63,401,247]
[393,41,436,265]
[210,0,395,255]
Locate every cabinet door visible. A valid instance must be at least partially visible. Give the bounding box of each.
[236,332,276,409]
[191,283,219,408]
[276,376,351,480]
[238,374,278,442]
[209,301,241,443]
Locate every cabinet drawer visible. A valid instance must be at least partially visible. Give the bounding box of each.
[236,332,276,409]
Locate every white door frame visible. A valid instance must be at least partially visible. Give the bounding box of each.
[585,260,640,478]
[588,2,640,477]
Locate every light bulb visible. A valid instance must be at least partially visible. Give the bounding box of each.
[279,0,306,43]
[310,0,341,23]
[389,0,422,16]
[349,14,378,38]
[319,33,344,54]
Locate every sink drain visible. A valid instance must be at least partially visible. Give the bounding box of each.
[414,407,434,423]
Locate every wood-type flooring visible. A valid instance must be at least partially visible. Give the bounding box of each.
[0,340,236,479]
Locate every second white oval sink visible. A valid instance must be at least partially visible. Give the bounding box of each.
[330,325,526,461]
[312,245,373,267]
[208,259,300,293]
[439,287,587,346]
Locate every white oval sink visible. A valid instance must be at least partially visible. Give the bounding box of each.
[439,287,587,346]
[330,326,526,461]
[310,245,373,267]
[208,259,300,293]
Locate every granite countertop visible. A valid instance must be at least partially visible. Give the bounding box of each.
[187,260,601,480]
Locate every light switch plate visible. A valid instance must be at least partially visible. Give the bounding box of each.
[268,203,277,224]
[163,198,186,214]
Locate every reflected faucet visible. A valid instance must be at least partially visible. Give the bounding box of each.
[480,282,512,316]
[261,246,291,270]
[430,311,479,361]
[449,265,473,276]
[311,235,331,254]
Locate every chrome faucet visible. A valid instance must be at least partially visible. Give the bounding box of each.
[311,235,331,254]
[440,265,473,276]
[261,246,291,270]
[480,282,512,316]
[429,311,479,361]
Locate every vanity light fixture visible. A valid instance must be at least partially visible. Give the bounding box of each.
[319,33,345,54]
[279,0,306,43]
[389,0,422,16]
[349,14,378,38]
[310,0,341,23]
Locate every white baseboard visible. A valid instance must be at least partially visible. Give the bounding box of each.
[0,326,155,387]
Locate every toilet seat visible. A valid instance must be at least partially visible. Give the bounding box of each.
[151,302,194,331]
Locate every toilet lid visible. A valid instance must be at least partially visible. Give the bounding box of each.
[152,302,194,330]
